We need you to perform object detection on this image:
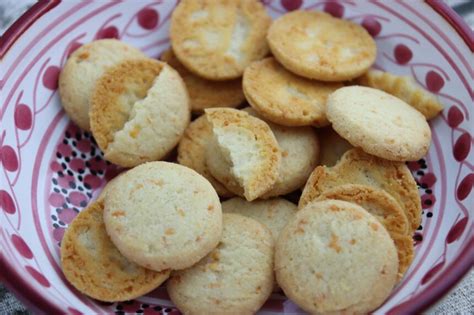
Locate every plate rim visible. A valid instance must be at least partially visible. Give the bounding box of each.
[0,1,473,314]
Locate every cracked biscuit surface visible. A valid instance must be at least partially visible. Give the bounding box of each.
[205,108,281,201]
[177,115,233,197]
[90,58,190,167]
[103,162,222,272]
[59,39,146,131]
[170,0,271,80]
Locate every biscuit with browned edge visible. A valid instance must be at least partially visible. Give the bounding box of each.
[168,213,274,315]
[327,86,431,161]
[161,49,245,112]
[90,58,190,167]
[61,200,170,302]
[103,162,222,271]
[59,39,146,131]
[276,199,398,314]
[243,58,342,127]
[243,107,319,197]
[170,0,271,80]
[205,108,281,201]
[267,11,376,81]
[357,69,443,120]
[177,115,233,197]
[299,148,422,231]
[316,184,414,278]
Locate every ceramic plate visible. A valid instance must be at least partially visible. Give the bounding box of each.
[0,1,473,314]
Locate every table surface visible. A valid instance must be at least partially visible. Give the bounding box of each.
[0,0,473,314]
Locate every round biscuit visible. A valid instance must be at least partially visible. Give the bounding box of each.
[177,115,233,197]
[276,199,398,314]
[161,49,245,112]
[170,0,271,80]
[168,213,274,314]
[59,39,146,131]
[316,184,413,278]
[243,58,342,127]
[327,86,431,161]
[243,107,320,197]
[90,58,190,167]
[299,148,422,231]
[267,11,376,81]
[60,200,170,302]
[103,162,222,271]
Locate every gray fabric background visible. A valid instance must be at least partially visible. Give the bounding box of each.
[0,0,472,314]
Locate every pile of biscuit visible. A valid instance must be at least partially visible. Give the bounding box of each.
[59,1,444,314]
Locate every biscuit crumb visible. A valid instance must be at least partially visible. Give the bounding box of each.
[111,210,126,217]
[165,228,175,235]
[370,222,379,231]
[329,233,342,253]
[208,204,214,212]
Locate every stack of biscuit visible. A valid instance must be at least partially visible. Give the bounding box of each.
[59,1,444,314]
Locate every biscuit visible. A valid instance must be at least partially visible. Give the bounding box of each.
[90,58,190,167]
[59,39,146,131]
[275,199,398,314]
[168,213,274,315]
[316,184,413,278]
[60,200,170,302]
[103,162,222,271]
[318,127,353,166]
[243,107,319,197]
[243,58,343,127]
[205,108,281,201]
[299,149,422,231]
[177,115,233,197]
[161,49,245,112]
[170,0,271,80]
[357,69,444,120]
[97,173,124,202]
[327,86,431,161]
[222,197,296,242]
[267,11,376,81]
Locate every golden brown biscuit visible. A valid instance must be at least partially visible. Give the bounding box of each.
[90,58,190,167]
[243,58,342,127]
[267,11,376,81]
[170,0,271,80]
[243,107,319,197]
[205,108,281,201]
[60,200,170,302]
[161,49,245,112]
[357,69,444,120]
[300,149,422,231]
[177,115,233,197]
[59,39,146,131]
[316,184,414,278]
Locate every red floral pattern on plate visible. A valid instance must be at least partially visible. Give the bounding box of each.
[0,1,472,314]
